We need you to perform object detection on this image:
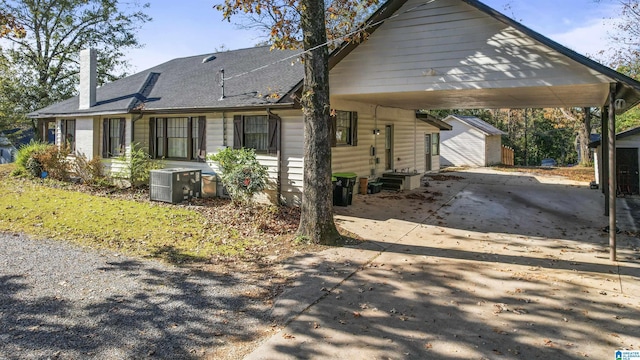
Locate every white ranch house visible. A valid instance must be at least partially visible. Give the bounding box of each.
[30,0,640,212]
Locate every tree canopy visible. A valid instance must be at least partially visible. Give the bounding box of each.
[217,0,379,244]
[0,0,151,132]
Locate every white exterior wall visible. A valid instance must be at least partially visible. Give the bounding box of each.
[330,100,440,177]
[75,117,95,159]
[88,105,441,205]
[441,119,486,167]
[130,110,305,205]
[330,0,604,95]
[485,134,503,166]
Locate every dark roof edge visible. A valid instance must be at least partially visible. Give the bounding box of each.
[416,112,452,130]
[131,103,298,115]
[464,0,640,112]
[445,114,506,135]
[29,103,298,119]
[589,126,640,147]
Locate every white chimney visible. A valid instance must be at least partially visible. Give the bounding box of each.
[79,49,97,109]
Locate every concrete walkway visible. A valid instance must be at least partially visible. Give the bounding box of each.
[245,168,640,360]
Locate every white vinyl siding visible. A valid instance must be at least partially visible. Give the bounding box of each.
[328,0,611,109]
[485,135,503,166]
[330,100,440,177]
[441,119,486,167]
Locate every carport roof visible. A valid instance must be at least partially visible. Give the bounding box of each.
[328,0,640,114]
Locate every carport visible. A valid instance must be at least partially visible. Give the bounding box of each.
[328,0,640,260]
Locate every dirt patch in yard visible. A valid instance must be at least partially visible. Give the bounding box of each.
[492,165,595,183]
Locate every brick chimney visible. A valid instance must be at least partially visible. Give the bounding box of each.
[79,49,97,109]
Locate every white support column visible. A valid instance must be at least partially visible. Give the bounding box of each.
[608,83,617,261]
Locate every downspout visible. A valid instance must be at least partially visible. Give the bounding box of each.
[374,105,380,177]
[131,111,144,149]
[414,114,417,172]
[267,108,282,204]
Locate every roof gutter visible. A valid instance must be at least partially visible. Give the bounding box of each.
[29,102,298,119]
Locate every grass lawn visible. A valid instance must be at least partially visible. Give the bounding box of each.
[0,164,317,265]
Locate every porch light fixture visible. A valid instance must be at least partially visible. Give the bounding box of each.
[614,98,626,110]
[373,129,380,135]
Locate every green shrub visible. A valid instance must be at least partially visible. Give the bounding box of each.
[207,147,269,205]
[118,142,163,187]
[13,141,70,180]
[14,141,50,176]
[24,156,43,178]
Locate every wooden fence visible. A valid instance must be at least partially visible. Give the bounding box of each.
[501,145,514,166]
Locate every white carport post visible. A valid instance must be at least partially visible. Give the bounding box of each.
[607,83,617,261]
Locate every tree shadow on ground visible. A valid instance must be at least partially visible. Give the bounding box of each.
[0,257,278,359]
[262,239,640,359]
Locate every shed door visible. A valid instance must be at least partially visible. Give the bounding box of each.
[617,148,639,195]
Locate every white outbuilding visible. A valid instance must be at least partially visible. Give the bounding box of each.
[440,115,506,167]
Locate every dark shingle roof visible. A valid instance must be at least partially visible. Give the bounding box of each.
[30,46,304,117]
[589,126,640,147]
[444,115,505,136]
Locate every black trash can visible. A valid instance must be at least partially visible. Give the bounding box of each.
[332,172,357,206]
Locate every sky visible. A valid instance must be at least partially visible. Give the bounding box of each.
[124,0,621,71]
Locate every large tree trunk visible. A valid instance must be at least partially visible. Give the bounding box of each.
[578,107,592,166]
[296,0,341,244]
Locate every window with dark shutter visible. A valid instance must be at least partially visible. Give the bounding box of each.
[103,118,126,158]
[268,112,281,155]
[150,116,203,160]
[330,110,357,146]
[233,114,275,153]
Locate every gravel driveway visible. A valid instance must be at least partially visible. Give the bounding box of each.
[0,232,276,359]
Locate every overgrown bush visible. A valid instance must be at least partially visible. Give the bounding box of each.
[72,153,108,186]
[119,142,163,188]
[207,147,269,205]
[32,145,71,181]
[12,141,70,180]
[12,141,50,177]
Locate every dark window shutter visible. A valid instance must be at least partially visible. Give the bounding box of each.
[102,119,109,158]
[198,116,206,160]
[60,120,66,147]
[268,112,281,155]
[351,112,358,146]
[330,115,337,148]
[233,115,243,149]
[149,117,156,158]
[119,118,126,155]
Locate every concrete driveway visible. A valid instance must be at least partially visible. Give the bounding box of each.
[244,168,640,360]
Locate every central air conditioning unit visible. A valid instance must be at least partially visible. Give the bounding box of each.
[150,168,202,204]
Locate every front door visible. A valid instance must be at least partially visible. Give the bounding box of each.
[425,134,432,171]
[385,125,393,171]
[617,148,639,195]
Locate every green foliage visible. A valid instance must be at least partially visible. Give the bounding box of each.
[207,147,269,205]
[0,174,261,262]
[428,108,581,166]
[13,140,49,175]
[0,0,151,116]
[616,106,640,132]
[12,141,72,180]
[118,142,163,188]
